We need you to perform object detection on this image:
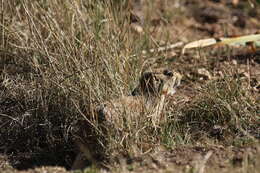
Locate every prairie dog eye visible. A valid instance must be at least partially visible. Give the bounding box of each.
[163,69,173,77]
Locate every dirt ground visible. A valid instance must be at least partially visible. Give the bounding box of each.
[1,145,259,173]
[0,0,259,173]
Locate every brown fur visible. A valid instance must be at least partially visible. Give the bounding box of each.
[72,68,182,170]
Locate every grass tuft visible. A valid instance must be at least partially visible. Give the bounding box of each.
[162,76,259,147]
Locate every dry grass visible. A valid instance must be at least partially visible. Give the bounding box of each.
[0,0,259,172]
[162,76,259,147]
[0,0,158,168]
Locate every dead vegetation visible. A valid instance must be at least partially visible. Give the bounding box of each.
[0,0,259,173]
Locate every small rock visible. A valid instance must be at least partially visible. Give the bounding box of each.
[197,68,212,80]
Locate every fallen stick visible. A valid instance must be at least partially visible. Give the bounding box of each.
[130,41,184,58]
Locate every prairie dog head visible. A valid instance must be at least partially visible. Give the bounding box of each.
[138,68,182,97]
